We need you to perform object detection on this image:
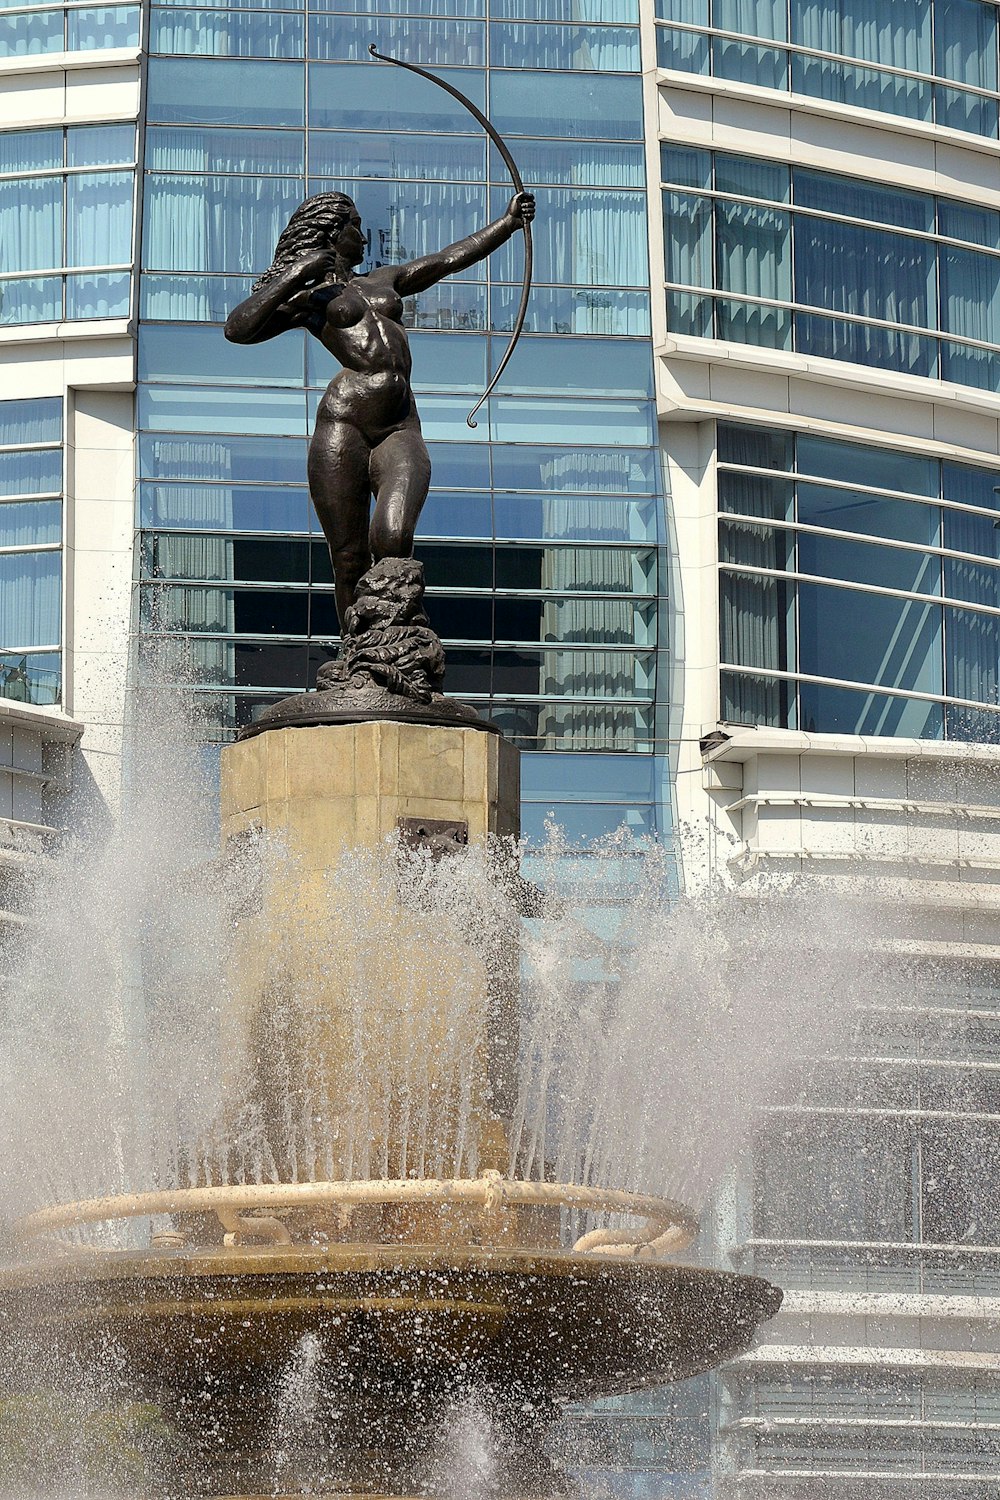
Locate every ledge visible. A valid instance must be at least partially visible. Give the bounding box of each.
[0,48,140,78]
[0,699,82,741]
[657,65,1000,182]
[703,725,1000,765]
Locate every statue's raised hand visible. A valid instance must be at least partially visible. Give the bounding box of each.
[507,191,536,227]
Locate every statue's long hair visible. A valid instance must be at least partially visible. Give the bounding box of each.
[253,192,358,290]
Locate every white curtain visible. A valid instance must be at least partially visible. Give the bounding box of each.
[0,552,60,649]
[0,178,59,274]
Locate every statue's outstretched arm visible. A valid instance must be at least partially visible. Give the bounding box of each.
[225,250,332,344]
[394,193,534,297]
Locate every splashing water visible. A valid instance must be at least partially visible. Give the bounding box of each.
[0,667,903,1233]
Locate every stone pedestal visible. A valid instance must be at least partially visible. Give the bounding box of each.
[218,722,521,1194]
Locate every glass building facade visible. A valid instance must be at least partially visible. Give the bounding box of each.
[3,0,1000,1494]
[135,0,672,847]
[0,397,62,706]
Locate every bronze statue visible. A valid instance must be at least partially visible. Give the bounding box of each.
[224,189,535,634]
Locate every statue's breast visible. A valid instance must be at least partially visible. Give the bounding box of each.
[355,282,405,321]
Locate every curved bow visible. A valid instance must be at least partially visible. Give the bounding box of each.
[369,43,532,429]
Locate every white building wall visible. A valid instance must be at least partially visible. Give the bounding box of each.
[0,49,139,811]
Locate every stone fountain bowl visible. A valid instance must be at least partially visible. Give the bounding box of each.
[0,1180,782,1496]
[0,1242,781,1404]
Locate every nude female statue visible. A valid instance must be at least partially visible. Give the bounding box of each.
[224,190,535,634]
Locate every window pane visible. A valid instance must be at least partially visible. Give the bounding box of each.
[946,602,1000,712]
[0,9,62,56]
[66,171,133,267]
[140,482,311,532]
[0,397,61,446]
[0,128,61,174]
[795,170,933,233]
[308,62,483,132]
[0,651,59,706]
[934,0,998,95]
[0,500,60,546]
[66,270,131,318]
[492,444,657,493]
[0,551,61,646]
[797,531,941,595]
[0,177,60,275]
[0,448,61,496]
[490,70,642,140]
[144,174,304,275]
[147,57,305,127]
[139,432,308,482]
[489,185,647,288]
[146,125,302,175]
[312,131,483,184]
[491,22,638,71]
[315,15,483,64]
[67,123,134,167]
[798,482,940,545]
[797,436,937,497]
[798,679,943,737]
[798,580,943,695]
[489,138,645,188]
[149,6,303,55]
[0,277,62,325]
[67,6,140,49]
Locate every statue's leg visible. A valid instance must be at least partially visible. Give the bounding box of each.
[308,418,373,633]
[368,428,432,561]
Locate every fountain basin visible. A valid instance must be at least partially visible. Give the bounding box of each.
[0,1243,780,1404]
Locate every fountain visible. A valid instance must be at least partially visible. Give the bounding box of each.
[0,90,783,1496]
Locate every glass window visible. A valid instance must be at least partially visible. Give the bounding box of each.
[146,125,303,176]
[139,384,309,436]
[488,338,653,398]
[0,9,62,56]
[0,177,60,275]
[314,15,484,64]
[489,184,647,289]
[719,421,792,471]
[798,483,940,545]
[492,444,657,494]
[0,500,61,547]
[491,22,639,72]
[798,531,941,595]
[489,71,643,140]
[308,62,484,133]
[797,435,937,497]
[798,580,943,696]
[140,322,307,387]
[0,282,61,328]
[790,0,932,75]
[66,171,133,267]
[756,1116,917,1241]
[794,170,934,234]
[147,57,305,127]
[314,132,483,184]
[149,7,304,56]
[491,0,635,18]
[67,123,135,167]
[0,128,61,175]
[0,397,61,446]
[0,448,62,497]
[67,6,140,49]
[0,551,61,648]
[490,138,645,189]
[139,433,308,482]
[934,0,998,96]
[140,482,312,532]
[715,0,786,41]
[0,651,59,707]
[144,174,305,275]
